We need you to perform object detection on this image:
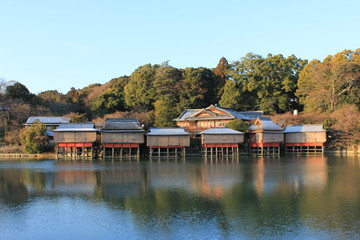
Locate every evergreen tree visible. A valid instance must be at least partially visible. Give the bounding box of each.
[20,121,51,154]
[214,57,229,102]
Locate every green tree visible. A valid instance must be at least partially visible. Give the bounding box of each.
[214,57,229,102]
[297,49,360,113]
[229,53,307,113]
[20,121,51,154]
[154,96,177,127]
[177,67,216,112]
[225,119,249,132]
[219,80,241,109]
[153,62,182,98]
[5,82,32,102]
[124,64,159,111]
[91,88,125,116]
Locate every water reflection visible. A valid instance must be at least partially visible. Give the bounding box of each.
[0,156,359,239]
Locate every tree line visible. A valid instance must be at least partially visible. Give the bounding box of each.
[0,49,359,148]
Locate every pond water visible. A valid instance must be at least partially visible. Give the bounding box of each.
[0,155,360,240]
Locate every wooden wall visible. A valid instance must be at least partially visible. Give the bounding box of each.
[202,134,244,144]
[176,120,229,130]
[250,132,284,144]
[147,135,190,147]
[54,132,97,143]
[285,132,326,143]
[102,132,144,144]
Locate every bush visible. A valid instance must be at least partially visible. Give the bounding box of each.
[20,121,52,154]
[225,119,249,132]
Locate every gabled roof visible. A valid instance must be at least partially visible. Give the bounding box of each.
[146,128,190,136]
[249,117,283,132]
[103,118,143,130]
[284,124,325,133]
[174,105,263,121]
[215,106,263,121]
[53,123,99,132]
[199,128,244,135]
[25,116,70,125]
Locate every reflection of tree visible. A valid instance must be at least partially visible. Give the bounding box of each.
[0,169,30,204]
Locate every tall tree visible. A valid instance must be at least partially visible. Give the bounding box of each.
[177,67,216,112]
[5,82,32,102]
[91,88,126,116]
[154,96,177,127]
[214,57,229,102]
[229,53,307,113]
[124,64,159,111]
[219,80,241,109]
[297,49,360,113]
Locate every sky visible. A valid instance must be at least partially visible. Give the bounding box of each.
[0,0,359,94]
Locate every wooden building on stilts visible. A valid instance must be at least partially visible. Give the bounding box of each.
[249,117,283,155]
[199,128,244,156]
[146,128,190,157]
[53,123,99,159]
[101,119,145,159]
[284,125,326,154]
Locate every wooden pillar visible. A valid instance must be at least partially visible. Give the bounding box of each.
[112,147,114,158]
[167,148,169,156]
[158,148,161,157]
[137,147,140,158]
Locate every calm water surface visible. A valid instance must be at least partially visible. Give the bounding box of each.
[0,155,360,240]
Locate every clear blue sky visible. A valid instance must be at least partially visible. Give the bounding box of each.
[1,0,359,94]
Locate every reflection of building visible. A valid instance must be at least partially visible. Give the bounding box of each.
[53,167,98,195]
[284,125,326,154]
[100,164,146,198]
[146,128,190,156]
[174,105,263,132]
[101,119,145,158]
[249,117,283,155]
[53,123,99,159]
[199,128,244,156]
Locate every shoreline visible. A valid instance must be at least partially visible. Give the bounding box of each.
[0,149,358,160]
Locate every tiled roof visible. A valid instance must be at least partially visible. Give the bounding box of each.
[103,118,143,130]
[26,116,70,125]
[146,128,190,136]
[174,105,263,121]
[215,106,263,121]
[53,123,99,132]
[284,124,325,133]
[249,117,283,131]
[175,109,203,120]
[199,128,244,135]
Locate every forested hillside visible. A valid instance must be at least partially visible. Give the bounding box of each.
[1,49,359,150]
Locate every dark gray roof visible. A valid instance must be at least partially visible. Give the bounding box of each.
[284,124,325,133]
[199,128,244,135]
[26,116,70,125]
[146,128,190,136]
[249,117,283,131]
[216,106,264,121]
[53,123,99,132]
[174,105,263,121]
[103,118,143,130]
